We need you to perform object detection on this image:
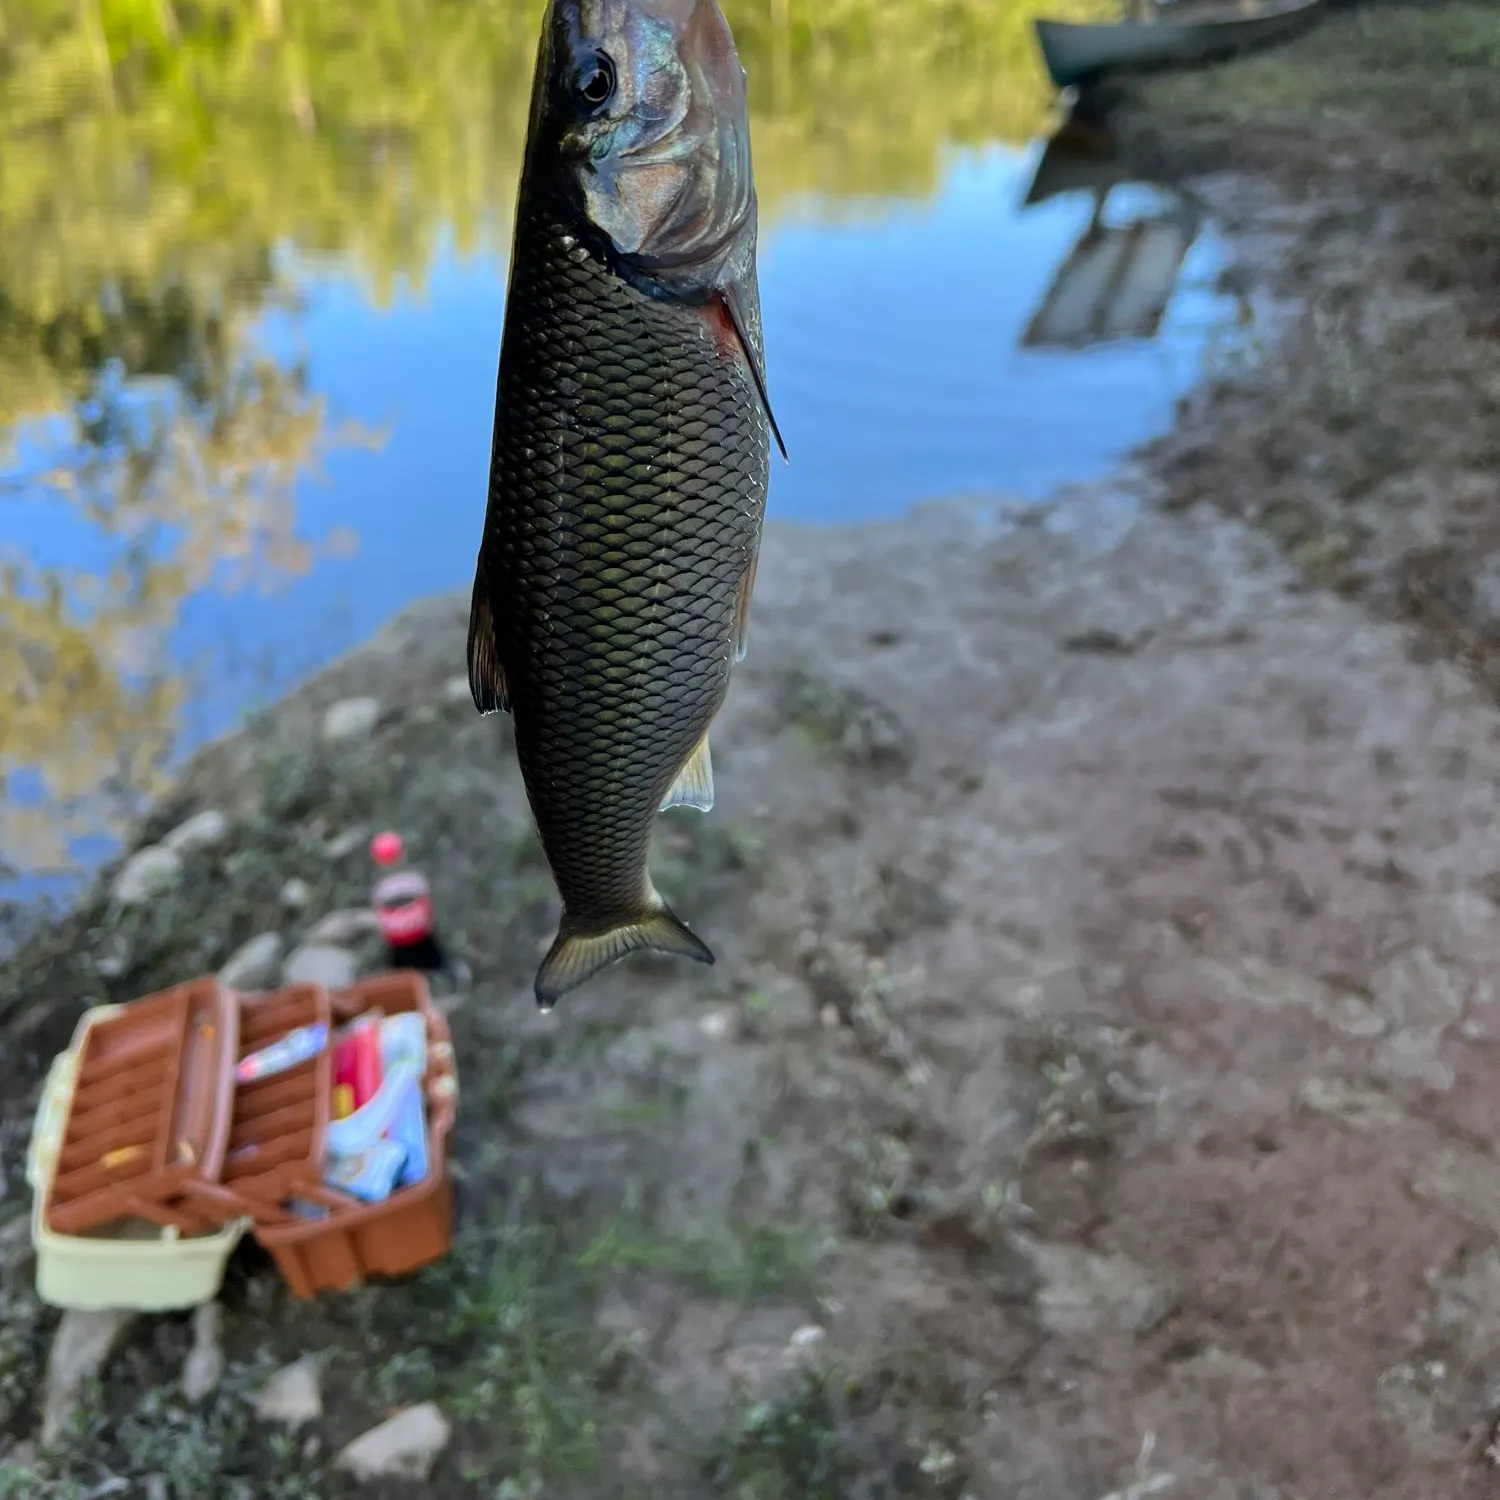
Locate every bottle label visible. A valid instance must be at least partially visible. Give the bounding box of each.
[377,894,434,945]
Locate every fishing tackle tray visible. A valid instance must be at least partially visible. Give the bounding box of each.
[43,977,240,1237]
[253,972,458,1299]
[35,971,459,1302]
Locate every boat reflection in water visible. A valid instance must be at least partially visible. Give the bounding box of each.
[1018,97,1245,350]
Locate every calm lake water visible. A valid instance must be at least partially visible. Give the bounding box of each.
[0,0,1244,901]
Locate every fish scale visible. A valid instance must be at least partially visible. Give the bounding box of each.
[476,177,769,934]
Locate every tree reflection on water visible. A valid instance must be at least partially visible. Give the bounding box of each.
[0,0,1105,882]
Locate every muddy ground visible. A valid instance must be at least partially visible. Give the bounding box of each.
[7,2,1500,1496]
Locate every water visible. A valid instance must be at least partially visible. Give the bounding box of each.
[0,0,1245,901]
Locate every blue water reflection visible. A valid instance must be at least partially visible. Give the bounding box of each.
[3,140,1242,895]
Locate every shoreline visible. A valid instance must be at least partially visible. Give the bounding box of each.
[8,6,1500,1495]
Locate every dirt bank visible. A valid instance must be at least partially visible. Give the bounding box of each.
[7,4,1500,1496]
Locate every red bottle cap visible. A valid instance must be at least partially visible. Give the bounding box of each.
[371,831,404,867]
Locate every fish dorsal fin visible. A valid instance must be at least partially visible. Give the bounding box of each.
[467,575,510,715]
[660,732,714,813]
[734,550,759,664]
[717,282,788,463]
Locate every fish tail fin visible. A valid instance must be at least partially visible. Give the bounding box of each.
[534,901,714,1011]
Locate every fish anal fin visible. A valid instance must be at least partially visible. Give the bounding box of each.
[534,904,714,1010]
[733,551,759,664]
[660,733,714,813]
[467,576,510,715]
[717,283,788,463]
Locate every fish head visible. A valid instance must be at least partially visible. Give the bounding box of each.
[542,0,755,288]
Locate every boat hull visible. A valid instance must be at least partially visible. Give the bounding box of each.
[1034,0,1324,91]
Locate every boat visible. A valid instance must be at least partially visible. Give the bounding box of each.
[1033,0,1326,93]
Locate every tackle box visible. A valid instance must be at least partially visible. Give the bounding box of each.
[28,972,459,1309]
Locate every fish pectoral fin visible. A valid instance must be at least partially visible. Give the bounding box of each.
[534,904,715,1010]
[466,577,510,715]
[718,282,788,464]
[733,551,759,664]
[660,733,715,813]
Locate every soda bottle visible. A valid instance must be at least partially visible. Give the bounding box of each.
[370,831,462,986]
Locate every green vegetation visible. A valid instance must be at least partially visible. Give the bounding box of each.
[579,1217,822,1303]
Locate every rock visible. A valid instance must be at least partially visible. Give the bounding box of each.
[322,697,381,744]
[279,878,312,910]
[163,809,229,856]
[335,1403,451,1482]
[307,908,381,945]
[219,933,285,991]
[324,825,370,861]
[789,1324,826,1349]
[41,1309,133,1446]
[110,846,183,907]
[253,1356,323,1429]
[94,934,131,979]
[283,943,358,990]
[181,1303,224,1403]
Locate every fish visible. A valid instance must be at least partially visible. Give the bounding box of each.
[467,0,783,1010]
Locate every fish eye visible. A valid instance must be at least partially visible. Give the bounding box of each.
[572,52,616,112]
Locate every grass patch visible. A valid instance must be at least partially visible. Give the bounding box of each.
[2,1363,327,1500]
[705,1368,964,1500]
[579,1218,822,1304]
[350,1215,611,1489]
[707,1372,855,1500]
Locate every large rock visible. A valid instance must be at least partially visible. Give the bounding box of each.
[307,908,381,945]
[335,1403,451,1481]
[181,1303,223,1403]
[253,1356,323,1429]
[219,932,285,991]
[162,809,229,856]
[282,943,358,990]
[41,1309,134,1446]
[322,697,382,744]
[110,846,183,907]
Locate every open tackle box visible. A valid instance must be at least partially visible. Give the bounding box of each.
[27,972,459,1310]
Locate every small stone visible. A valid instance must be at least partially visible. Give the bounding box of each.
[41,1309,134,1446]
[279,878,312,910]
[323,825,369,861]
[163,809,230,855]
[307,908,381,945]
[283,943,358,990]
[335,1402,451,1481]
[181,1303,224,1403]
[111,846,183,907]
[254,1356,323,1429]
[94,936,130,979]
[443,676,472,704]
[699,1009,731,1038]
[789,1324,826,1348]
[322,697,381,744]
[219,933,285,992]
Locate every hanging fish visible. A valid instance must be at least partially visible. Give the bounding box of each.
[468,0,784,1009]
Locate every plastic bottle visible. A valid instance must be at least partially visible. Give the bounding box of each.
[370,831,459,983]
